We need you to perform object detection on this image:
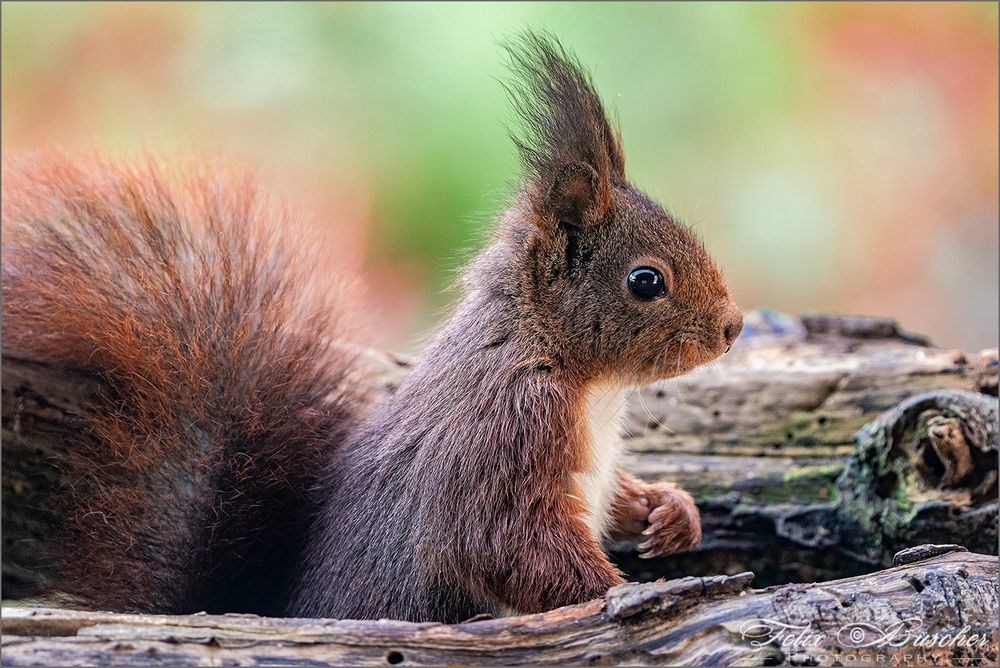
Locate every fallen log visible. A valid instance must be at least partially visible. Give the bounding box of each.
[3,312,997,600]
[613,312,998,585]
[1,547,996,666]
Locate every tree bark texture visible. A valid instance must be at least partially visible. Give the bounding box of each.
[1,547,996,666]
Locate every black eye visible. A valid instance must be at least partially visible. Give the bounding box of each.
[627,267,666,301]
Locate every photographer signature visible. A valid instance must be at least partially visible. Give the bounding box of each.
[739,618,994,651]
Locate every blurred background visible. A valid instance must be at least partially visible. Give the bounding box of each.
[3,2,997,352]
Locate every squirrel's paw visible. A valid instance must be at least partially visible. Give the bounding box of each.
[616,496,654,537]
[635,482,701,559]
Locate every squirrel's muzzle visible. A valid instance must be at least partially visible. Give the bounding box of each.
[721,304,744,353]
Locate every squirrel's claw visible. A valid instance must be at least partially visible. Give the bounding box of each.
[634,483,702,559]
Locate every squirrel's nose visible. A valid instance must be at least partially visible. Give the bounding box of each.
[722,306,743,352]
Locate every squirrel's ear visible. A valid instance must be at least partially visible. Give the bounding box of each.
[547,161,606,228]
[503,30,624,235]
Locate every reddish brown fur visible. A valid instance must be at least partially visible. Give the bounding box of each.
[290,32,740,622]
[2,153,366,614]
[3,32,740,622]
[606,471,702,553]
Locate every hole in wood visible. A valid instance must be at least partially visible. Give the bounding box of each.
[386,650,405,665]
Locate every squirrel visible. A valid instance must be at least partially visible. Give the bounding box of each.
[2,32,742,622]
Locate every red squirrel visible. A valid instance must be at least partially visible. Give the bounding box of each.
[2,32,741,621]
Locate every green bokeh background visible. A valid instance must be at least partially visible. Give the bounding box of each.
[3,2,997,350]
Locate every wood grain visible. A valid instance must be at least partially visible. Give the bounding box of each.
[2,548,995,666]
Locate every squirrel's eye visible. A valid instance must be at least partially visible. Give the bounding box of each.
[627,267,666,301]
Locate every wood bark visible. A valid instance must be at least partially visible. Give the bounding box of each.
[3,312,997,600]
[2,547,996,666]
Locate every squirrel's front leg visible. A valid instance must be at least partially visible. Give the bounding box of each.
[606,470,701,558]
[474,496,625,614]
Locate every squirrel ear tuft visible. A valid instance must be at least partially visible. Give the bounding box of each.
[502,30,624,233]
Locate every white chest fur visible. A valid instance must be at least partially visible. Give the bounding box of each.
[574,385,628,541]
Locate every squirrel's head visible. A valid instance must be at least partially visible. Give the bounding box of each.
[496,31,742,384]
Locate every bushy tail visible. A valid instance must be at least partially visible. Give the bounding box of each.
[2,153,366,614]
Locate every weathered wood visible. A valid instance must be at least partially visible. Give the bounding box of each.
[837,389,998,565]
[613,312,998,584]
[2,548,996,666]
[3,312,997,600]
